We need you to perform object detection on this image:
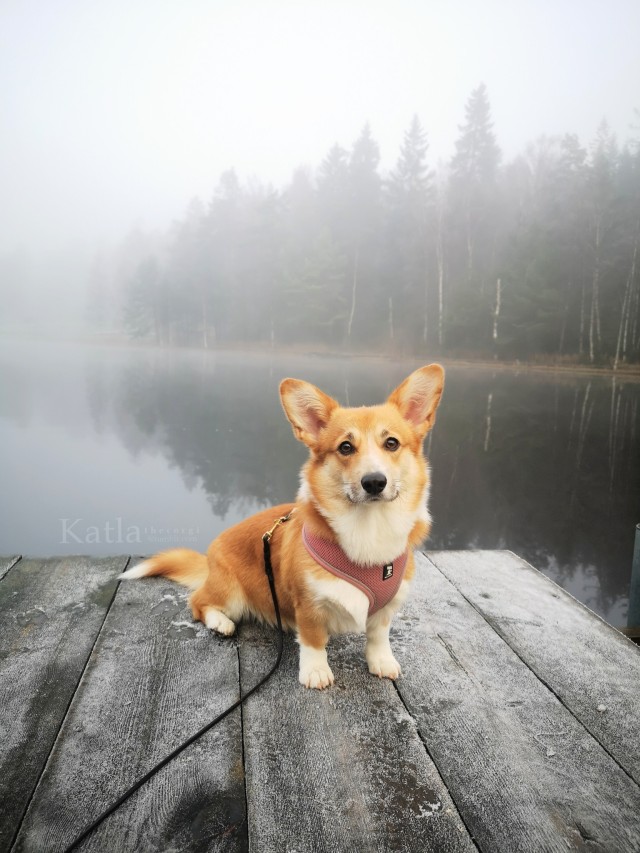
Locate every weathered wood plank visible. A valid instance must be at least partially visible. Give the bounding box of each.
[0,554,21,581]
[0,556,124,852]
[239,624,475,853]
[12,570,246,853]
[393,552,640,853]
[429,549,640,786]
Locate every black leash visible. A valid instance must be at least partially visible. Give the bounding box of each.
[61,511,292,853]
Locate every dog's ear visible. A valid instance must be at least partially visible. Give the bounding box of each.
[280,379,338,447]
[388,364,445,437]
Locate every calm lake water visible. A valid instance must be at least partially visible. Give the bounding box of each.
[1,340,638,627]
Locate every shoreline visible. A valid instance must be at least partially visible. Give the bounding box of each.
[2,330,640,379]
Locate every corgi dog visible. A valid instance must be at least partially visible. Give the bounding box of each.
[119,364,444,689]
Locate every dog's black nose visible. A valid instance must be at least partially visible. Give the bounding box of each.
[361,472,387,496]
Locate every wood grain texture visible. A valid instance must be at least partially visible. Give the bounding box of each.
[0,556,124,852]
[430,549,640,785]
[0,555,21,581]
[12,568,246,853]
[393,551,640,853]
[239,623,475,853]
[4,549,640,853]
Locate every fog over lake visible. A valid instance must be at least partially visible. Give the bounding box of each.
[1,341,637,628]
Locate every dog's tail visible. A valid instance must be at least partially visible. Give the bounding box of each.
[119,549,208,590]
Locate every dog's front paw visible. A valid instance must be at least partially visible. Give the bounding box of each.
[367,653,401,680]
[298,642,334,689]
[299,663,335,690]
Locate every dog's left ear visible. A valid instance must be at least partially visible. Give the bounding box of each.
[280,379,338,447]
[388,364,445,438]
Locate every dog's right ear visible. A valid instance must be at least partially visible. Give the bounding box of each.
[279,379,338,447]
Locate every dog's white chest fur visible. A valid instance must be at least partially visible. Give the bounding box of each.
[330,501,419,565]
[300,476,430,566]
[306,574,370,633]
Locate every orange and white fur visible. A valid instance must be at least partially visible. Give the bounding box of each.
[120,364,444,689]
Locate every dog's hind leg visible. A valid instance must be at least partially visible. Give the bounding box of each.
[189,581,240,637]
[202,607,236,636]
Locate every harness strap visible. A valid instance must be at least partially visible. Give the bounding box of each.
[302,524,408,615]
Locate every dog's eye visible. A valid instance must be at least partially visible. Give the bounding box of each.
[338,441,355,456]
[384,437,400,451]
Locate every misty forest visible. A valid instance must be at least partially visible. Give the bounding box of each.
[84,85,640,366]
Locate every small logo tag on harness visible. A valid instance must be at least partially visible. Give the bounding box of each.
[382,563,394,581]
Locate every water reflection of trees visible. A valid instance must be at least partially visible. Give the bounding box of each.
[102,353,309,518]
[91,352,639,621]
[429,370,639,619]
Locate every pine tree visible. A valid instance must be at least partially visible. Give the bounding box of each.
[614,144,640,366]
[206,171,244,343]
[449,84,501,285]
[447,85,502,350]
[122,257,164,341]
[279,229,347,343]
[165,197,210,346]
[450,83,500,187]
[386,115,434,348]
[388,115,431,201]
[584,122,617,362]
[345,124,383,344]
[317,143,350,241]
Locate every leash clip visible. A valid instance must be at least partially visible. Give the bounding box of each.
[262,510,294,543]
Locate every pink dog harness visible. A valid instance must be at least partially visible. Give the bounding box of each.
[302,525,409,616]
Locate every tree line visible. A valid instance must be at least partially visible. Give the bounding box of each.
[92,85,640,365]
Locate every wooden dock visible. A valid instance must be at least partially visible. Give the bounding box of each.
[2,550,640,852]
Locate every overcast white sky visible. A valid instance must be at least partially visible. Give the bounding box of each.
[2,0,639,256]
